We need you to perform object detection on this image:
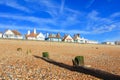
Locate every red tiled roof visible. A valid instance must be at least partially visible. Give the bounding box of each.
[12,30,21,35]
[26,32,38,38]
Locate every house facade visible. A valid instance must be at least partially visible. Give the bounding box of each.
[62,35,74,42]
[73,34,87,43]
[86,40,98,44]
[115,41,120,45]
[0,32,2,38]
[102,42,115,45]
[26,29,45,40]
[46,33,62,42]
[3,29,23,39]
[36,32,45,40]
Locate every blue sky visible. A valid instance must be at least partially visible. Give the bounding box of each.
[0,0,120,42]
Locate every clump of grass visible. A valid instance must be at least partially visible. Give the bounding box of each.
[42,52,49,58]
[96,47,98,49]
[72,56,84,67]
[26,49,31,55]
[17,48,22,51]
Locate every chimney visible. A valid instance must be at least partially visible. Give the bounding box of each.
[77,34,80,37]
[28,30,30,35]
[34,28,36,34]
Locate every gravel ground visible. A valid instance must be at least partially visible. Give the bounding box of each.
[0,39,120,80]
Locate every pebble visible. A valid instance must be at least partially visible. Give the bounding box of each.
[0,55,119,80]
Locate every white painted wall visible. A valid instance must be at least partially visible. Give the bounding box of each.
[64,35,74,42]
[37,32,45,40]
[0,33,2,38]
[103,42,115,45]
[3,30,23,39]
[74,36,86,43]
[27,37,36,40]
[86,40,98,44]
[4,30,14,35]
[3,30,15,38]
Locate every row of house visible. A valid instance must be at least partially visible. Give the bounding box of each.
[0,29,98,44]
[101,41,120,45]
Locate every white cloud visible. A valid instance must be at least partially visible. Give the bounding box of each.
[103,36,120,42]
[86,10,120,34]
[92,24,116,34]
[60,0,65,14]
[86,0,95,8]
[0,0,31,12]
[110,12,120,18]
[0,24,90,34]
[87,10,99,20]
[0,0,119,35]
[0,13,55,25]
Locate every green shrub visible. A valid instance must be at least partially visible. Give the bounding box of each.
[73,56,84,66]
[42,52,49,58]
[17,48,22,51]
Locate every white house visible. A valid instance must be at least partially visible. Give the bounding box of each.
[115,41,120,45]
[102,42,115,45]
[3,29,23,39]
[62,34,74,42]
[73,34,87,43]
[73,34,81,43]
[46,33,62,42]
[36,32,45,40]
[86,40,98,44]
[26,29,45,40]
[0,32,2,38]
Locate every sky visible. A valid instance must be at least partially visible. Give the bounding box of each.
[0,0,120,42]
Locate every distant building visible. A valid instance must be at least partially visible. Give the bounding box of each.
[115,41,120,45]
[62,34,74,42]
[46,33,62,42]
[0,32,2,38]
[73,34,81,43]
[73,34,88,43]
[3,29,23,39]
[86,40,98,44]
[102,42,115,45]
[26,29,45,40]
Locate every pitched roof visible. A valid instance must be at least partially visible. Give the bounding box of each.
[73,34,81,40]
[73,34,78,40]
[48,33,61,38]
[56,33,61,38]
[4,29,21,35]
[62,34,68,41]
[26,32,38,38]
[12,30,21,35]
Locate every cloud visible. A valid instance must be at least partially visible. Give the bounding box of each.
[0,0,119,35]
[103,36,120,42]
[86,0,95,8]
[91,24,116,34]
[60,0,65,14]
[87,10,99,20]
[85,10,120,34]
[0,0,31,12]
[110,12,120,18]
[0,24,90,34]
[0,13,55,25]
[0,12,80,28]
[24,0,60,17]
